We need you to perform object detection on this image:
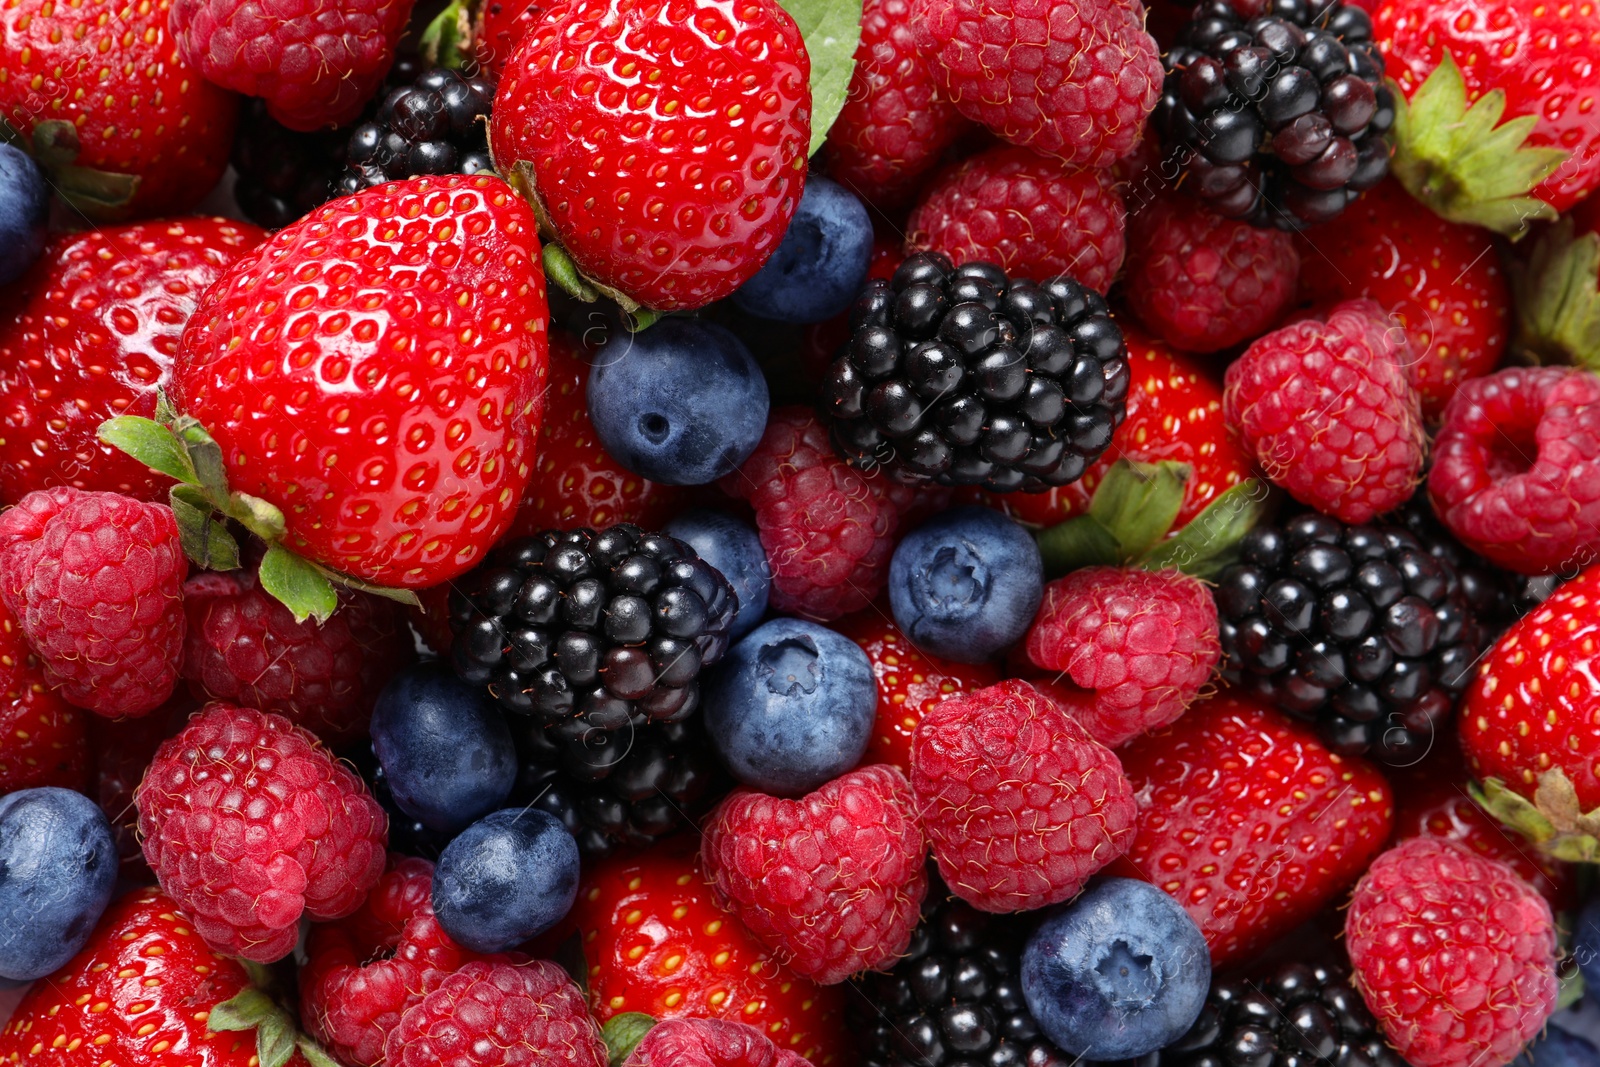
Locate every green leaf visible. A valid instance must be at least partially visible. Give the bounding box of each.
[1390,51,1565,236]
[1515,219,1600,369]
[1035,514,1124,577]
[207,988,279,1032]
[419,0,474,71]
[255,1014,298,1067]
[225,492,288,543]
[1142,478,1272,579]
[1086,460,1190,562]
[296,1037,343,1067]
[317,564,422,608]
[602,1013,656,1066]
[543,243,601,304]
[30,119,81,168]
[51,164,140,218]
[97,416,200,486]
[169,416,233,502]
[258,543,339,624]
[1558,968,1587,1011]
[778,0,864,156]
[169,485,241,572]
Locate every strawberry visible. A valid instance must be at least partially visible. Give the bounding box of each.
[473,0,546,80]
[0,597,87,794]
[564,836,850,1066]
[489,0,811,313]
[1109,692,1395,967]
[0,0,238,219]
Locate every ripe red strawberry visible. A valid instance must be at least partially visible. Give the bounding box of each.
[0,218,265,504]
[171,0,414,130]
[490,0,811,313]
[1109,693,1394,967]
[169,174,550,592]
[625,1018,811,1067]
[1297,179,1508,419]
[0,597,87,793]
[0,0,238,219]
[565,836,849,1066]
[475,0,546,80]
[0,887,323,1067]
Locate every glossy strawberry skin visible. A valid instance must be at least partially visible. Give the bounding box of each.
[174,174,550,589]
[0,219,265,505]
[490,0,811,312]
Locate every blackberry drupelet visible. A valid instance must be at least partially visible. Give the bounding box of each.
[1215,512,1486,765]
[337,66,497,195]
[449,524,738,766]
[853,883,1070,1067]
[1153,0,1394,230]
[231,99,343,229]
[508,716,727,859]
[821,252,1130,493]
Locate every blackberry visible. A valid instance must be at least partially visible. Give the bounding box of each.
[821,252,1130,493]
[448,524,737,768]
[230,99,343,229]
[508,716,728,859]
[1153,0,1394,230]
[337,66,497,195]
[853,883,1071,1067]
[1215,512,1487,765]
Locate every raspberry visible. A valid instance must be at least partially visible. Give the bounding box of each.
[823,0,970,207]
[701,765,928,985]
[624,1018,812,1067]
[383,959,607,1067]
[910,678,1137,913]
[1123,192,1301,353]
[719,407,897,621]
[0,487,187,717]
[904,145,1127,293]
[135,702,388,962]
[0,598,87,793]
[912,0,1162,168]
[1223,300,1424,524]
[1025,566,1220,747]
[181,561,414,745]
[1427,367,1600,576]
[169,0,415,130]
[1345,838,1557,1067]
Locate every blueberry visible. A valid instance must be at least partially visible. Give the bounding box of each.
[1021,878,1211,1061]
[371,662,518,833]
[663,509,770,638]
[0,144,49,289]
[0,787,118,983]
[1527,1028,1600,1067]
[731,175,874,324]
[704,617,875,796]
[1576,895,1600,998]
[587,318,770,485]
[432,807,580,954]
[888,506,1044,663]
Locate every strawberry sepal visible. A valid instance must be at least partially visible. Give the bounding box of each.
[2,117,141,217]
[1514,218,1600,369]
[418,0,474,70]
[1473,772,1600,864]
[600,1012,656,1066]
[210,981,342,1067]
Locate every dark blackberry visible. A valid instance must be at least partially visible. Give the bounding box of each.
[448,524,737,768]
[1215,511,1488,766]
[337,66,497,195]
[853,883,1071,1067]
[230,99,344,229]
[1152,0,1394,230]
[821,252,1130,493]
[507,716,728,859]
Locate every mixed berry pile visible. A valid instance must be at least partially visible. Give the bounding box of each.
[2,0,1600,1066]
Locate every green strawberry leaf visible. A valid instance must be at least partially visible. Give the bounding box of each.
[1087,460,1190,562]
[225,492,289,544]
[169,485,242,572]
[168,416,233,503]
[258,543,339,625]
[207,988,279,1031]
[543,243,601,303]
[420,0,475,71]
[602,1013,656,1066]
[1142,478,1272,579]
[1515,219,1600,369]
[296,1037,343,1067]
[1559,968,1587,1012]
[97,416,200,486]
[1035,514,1124,577]
[778,0,864,156]
[318,565,422,608]
[30,119,81,168]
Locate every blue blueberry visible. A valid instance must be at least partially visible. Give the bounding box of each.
[0,145,48,290]
[663,509,770,638]
[371,662,517,834]
[1022,877,1211,1061]
[587,318,770,485]
[888,505,1044,663]
[704,617,875,796]
[432,807,581,954]
[732,175,874,324]
[1525,1027,1600,1067]
[0,787,118,983]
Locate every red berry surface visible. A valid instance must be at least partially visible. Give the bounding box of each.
[625,1018,811,1067]
[911,678,1136,913]
[490,0,811,312]
[0,597,87,793]
[136,702,389,963]
[475,0,546,79]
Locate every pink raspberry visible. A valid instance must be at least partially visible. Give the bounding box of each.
[135,702,388,962]
[384,959,607,1067]
[1025,566,1220,747]
[1428,367,1600,576]
[624,1018,813,1067]
[1124,192,1301,353]
[701,765,927,985]
[912,0,1162,168]
[910,678,1136,913]
[1223,300,1425,524]
[170,0,415,130]
[1346,838,1557,1067]
[0,487,187,717]
[905,144,1127,293]
[720,406,897,620]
